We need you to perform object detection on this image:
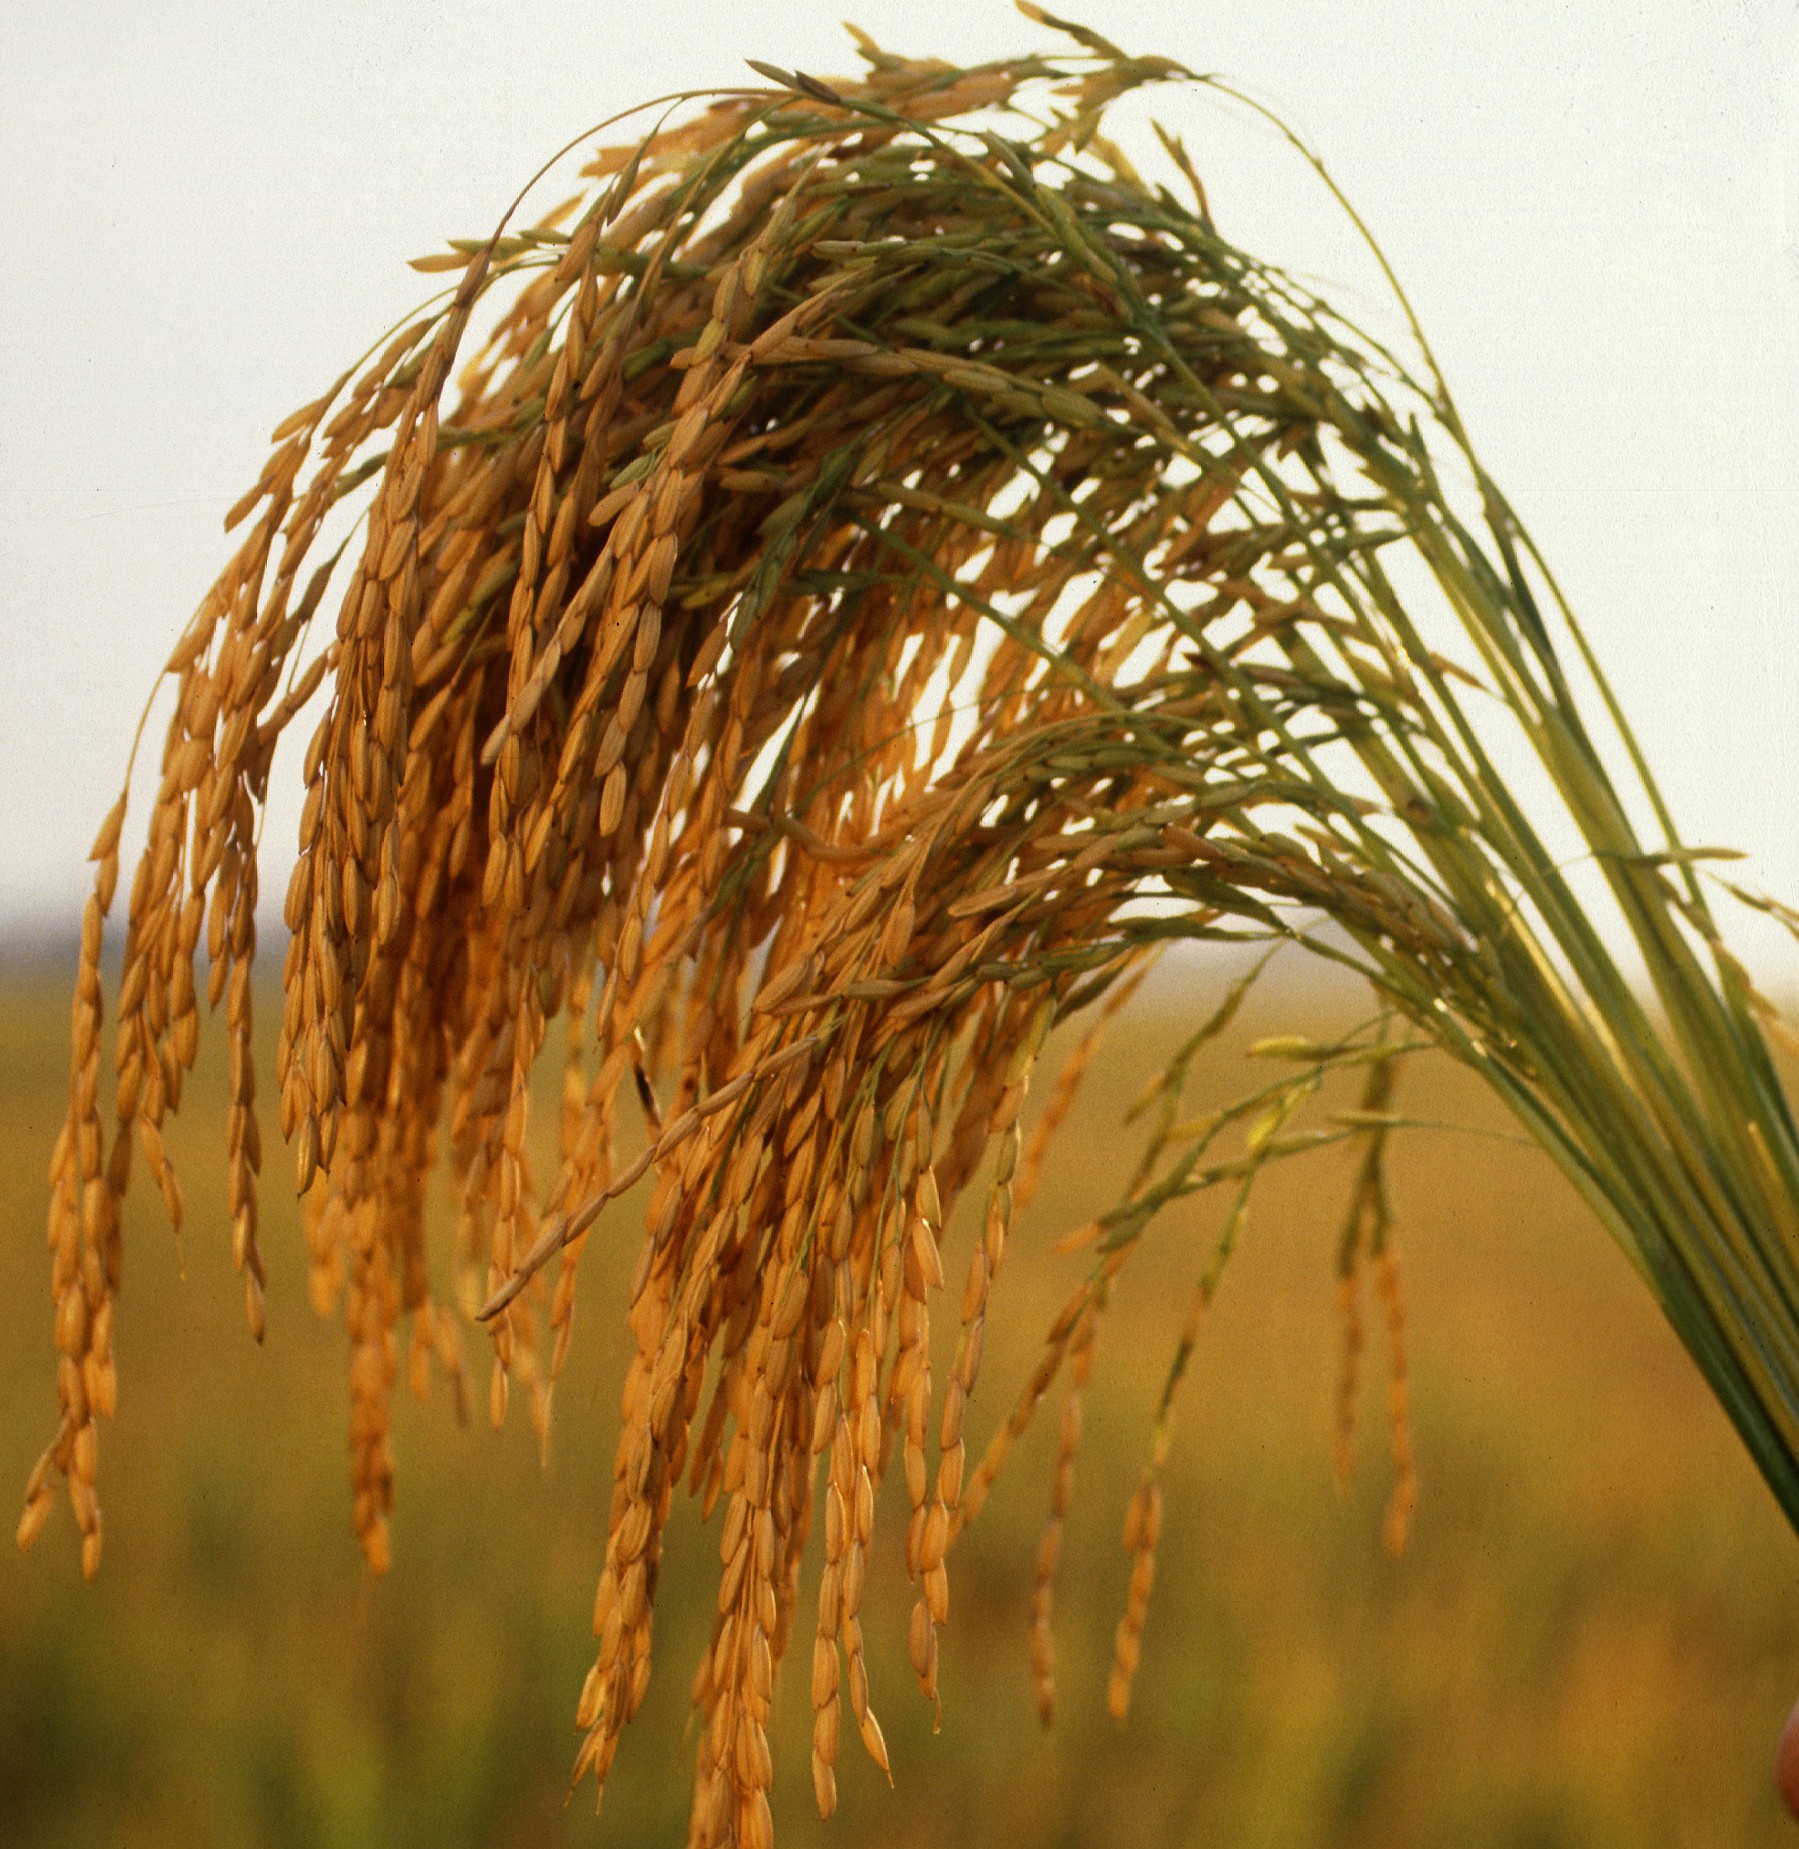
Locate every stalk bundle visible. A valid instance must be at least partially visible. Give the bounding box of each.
[23,13,1799,1839]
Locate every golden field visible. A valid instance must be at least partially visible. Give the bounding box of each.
[3,955,1797,1847]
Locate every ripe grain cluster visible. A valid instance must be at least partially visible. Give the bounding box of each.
[25,16,1799,1845]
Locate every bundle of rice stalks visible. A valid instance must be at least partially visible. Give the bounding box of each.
[24,12,1799,1839]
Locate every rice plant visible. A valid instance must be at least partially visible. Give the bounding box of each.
[23,14,1799,1840]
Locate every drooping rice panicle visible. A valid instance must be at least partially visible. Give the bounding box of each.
[24,12,1799,1841]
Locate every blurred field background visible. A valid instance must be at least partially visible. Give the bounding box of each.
[4,951,1798,1848]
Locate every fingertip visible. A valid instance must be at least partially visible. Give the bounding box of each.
[1775,1694,1799,1819]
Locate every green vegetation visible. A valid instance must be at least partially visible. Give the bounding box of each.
[6,971,1795,1846]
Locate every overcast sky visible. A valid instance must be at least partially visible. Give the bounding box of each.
[2,1,1796,977]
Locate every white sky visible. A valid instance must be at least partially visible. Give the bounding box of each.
[2,1,1796,977]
